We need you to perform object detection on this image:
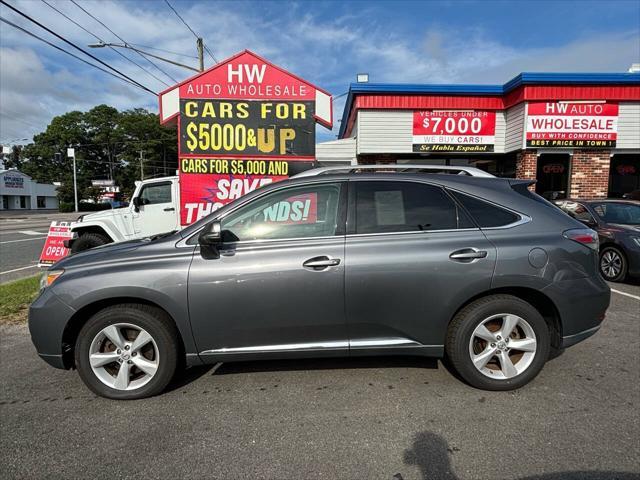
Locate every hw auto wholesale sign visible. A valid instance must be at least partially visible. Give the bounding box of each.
[159,50,333,225]
[525,102,619,148]
[412,110,496,153]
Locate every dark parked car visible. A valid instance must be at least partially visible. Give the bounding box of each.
[30,169,610,399]
[555,199,640,282]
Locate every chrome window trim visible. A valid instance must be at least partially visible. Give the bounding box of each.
[445,186,532,230]
[345,227,481,240]
[179,179,346,247]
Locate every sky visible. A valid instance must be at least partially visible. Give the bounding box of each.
[1,0,639,145]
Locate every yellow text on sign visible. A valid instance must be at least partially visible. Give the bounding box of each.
[185,123,296,155]
[183,101,307,120]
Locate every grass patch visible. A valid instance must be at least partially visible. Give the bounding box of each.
[0,275,40,324]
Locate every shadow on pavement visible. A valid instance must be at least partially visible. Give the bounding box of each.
[398,431,638,480]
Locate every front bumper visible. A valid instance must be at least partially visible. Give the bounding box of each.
[28,287,77,369]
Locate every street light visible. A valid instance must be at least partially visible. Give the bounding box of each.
[88,42,201,72]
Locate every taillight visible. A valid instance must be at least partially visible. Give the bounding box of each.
[563,228,599,251]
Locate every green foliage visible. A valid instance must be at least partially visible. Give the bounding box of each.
[19,105,178,203]
[58,202,112,213]
[0,275,40,323]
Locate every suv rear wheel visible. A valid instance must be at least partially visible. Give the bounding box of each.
[75,304,179,400]
[446,295,550,391]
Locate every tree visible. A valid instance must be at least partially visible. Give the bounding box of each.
[19,105,177,203]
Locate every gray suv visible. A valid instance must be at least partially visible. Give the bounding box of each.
[29,172,610,399]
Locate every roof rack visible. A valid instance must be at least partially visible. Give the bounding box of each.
[292,164,496,178]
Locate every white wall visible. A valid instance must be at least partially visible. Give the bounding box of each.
[617,102,640,149]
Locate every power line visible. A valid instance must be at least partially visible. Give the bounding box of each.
[128,43,198,59]
[0,15,155,95]
[69,0,179,83]
[163,0,218,63]
[0,1,157,95]
[40,0,171,88]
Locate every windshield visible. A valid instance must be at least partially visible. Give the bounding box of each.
[591,202,640,225]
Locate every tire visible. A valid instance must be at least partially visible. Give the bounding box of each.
[599,246,628,282]
[445,294,550,391]
[71,232,111,253]
[75,304,179,400]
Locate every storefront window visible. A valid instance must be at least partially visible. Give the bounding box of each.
[536,154,570,200]
[608,155,640,199]
[37,196,46,208]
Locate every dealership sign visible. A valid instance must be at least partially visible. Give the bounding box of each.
[412,110,496,153]
[38,222,72,266]
[159,50,332,226]
[525,102,619,148]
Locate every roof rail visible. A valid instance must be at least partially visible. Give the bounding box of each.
[292,164,496,178]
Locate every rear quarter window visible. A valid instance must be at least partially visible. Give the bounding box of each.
[450,191,520,228]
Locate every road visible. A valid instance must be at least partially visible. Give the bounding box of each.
[1,288,638,480]
[0,212,77,283]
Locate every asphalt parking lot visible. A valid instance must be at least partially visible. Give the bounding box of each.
[1,285,638,480]
[0,212,77,283]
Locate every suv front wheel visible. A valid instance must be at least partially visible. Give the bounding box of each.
[446,295,550,391]
[75,304,179,400]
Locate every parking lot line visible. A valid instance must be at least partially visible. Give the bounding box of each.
[0,265,39,275]
[0,236,47,245]
[610,289,640,301]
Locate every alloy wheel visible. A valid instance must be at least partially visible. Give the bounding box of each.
[89,323,159,391]
[600,250,623,279]
[468,313,537,380]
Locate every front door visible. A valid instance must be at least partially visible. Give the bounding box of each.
[132,181,178,236]
[188,181,348,360]
[345,180,497,353]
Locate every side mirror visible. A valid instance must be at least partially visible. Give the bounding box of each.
[198,221,222,246]
[132,197,142,212]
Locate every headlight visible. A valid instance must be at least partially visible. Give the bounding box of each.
[40,269,64,290]
[633,237,640,247]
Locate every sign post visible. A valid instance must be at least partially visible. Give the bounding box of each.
[67,147,78,212]
[158,50,333,226]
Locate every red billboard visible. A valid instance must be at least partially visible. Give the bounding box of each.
[526,101,619,148]
[412,110,496,152]
[159,50,333,226]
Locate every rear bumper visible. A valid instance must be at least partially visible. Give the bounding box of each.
[560,324,601,349]
[28,288,76,369]
[542,275,610,348]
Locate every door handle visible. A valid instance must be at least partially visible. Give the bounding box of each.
[163,207,175,212]
[303,256,341,270]
[449,248,488,262]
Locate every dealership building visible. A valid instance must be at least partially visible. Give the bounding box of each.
[321,72,640,199]
[0,169,59,210]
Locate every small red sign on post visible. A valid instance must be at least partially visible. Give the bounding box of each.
[38,222,73,267]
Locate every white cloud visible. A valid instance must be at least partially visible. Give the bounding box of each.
[1,0,638,143]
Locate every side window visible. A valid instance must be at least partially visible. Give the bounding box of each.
[563,202,595,223]
[221,183,342,241]
[355,181,469,234]
[450,191,520,228]
[139,183,172,205]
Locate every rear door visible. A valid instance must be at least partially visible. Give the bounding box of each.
[344,180,497,354]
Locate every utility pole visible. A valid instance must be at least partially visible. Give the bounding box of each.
[67,147,78,212]
[197,37,204,72]
[139,150,144,181]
